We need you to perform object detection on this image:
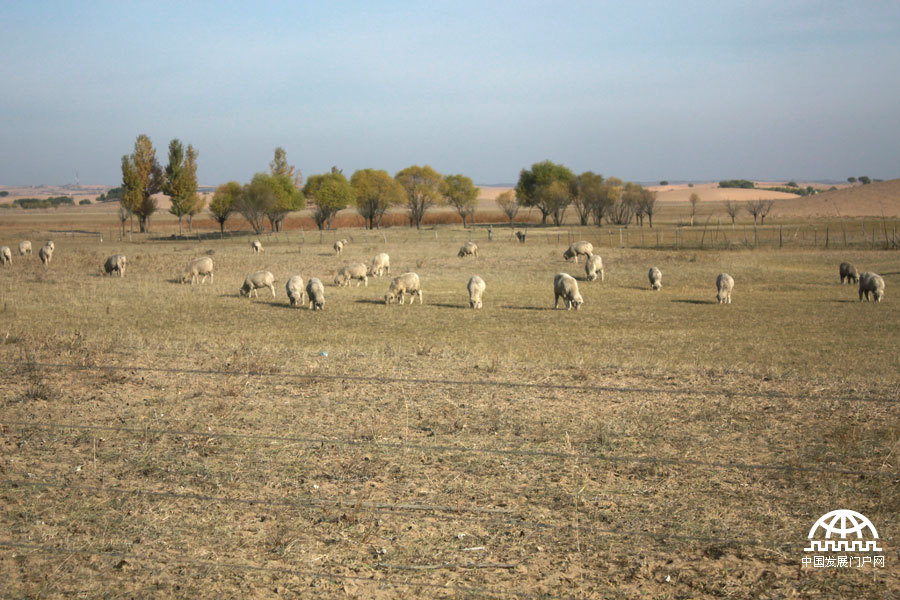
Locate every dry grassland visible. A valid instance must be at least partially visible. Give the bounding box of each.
[1,225,898,598]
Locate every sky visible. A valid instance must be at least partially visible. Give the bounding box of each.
[1,0,899,186]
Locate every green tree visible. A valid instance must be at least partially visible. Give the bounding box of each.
[515,160,575,225]
[847,177,857,183]
[443,174,479,227]
[395,165,444,229]
[264,148,305,231]
[235,173,278,234]
[351,169,405,229]
[163,139,200,235]
[121,134,163,233]
[495,190,519,227]
[304,168,355,230]
[540,180,572,226]
[574,171,605,226]
[209,182,241,235]
[270,146,301,186]
[859,175,872,185]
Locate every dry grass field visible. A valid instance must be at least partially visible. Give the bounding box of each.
[1,220,898,597]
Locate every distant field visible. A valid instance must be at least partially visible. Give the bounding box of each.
[1,223,897,597]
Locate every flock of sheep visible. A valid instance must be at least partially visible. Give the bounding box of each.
[0,235,887,307]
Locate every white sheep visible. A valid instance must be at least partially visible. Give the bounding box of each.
[585,254,604,282]
[554,273,584,310]
[251,240,263,253]
[716,273,734,304]
[858,272,885,302]
[649,267,662,290]
[385,272,422,305]
[180,256,213,284]
[334,263,368,287]
[286,275,306,306]
[0,246,11,265]
[239,270,276,298]
[103,254,127,277]
[458,241,478,258]
[333,239,349,255]
[39,242,54,266]
[306,277,325,310]
[467,275,486,309]
[368,253,390,277]
[18,241,32,255]
[563,241,593,264]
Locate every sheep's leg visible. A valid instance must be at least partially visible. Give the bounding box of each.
[270,284,276,298]
[554,294,560,309]
[601,269,604,282]
[418,290,423,304]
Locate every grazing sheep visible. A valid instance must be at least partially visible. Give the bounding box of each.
[39,242,54,266]
[858,272,885,302]
[306,277,325,310]
[839,262,859,284]
[0,246,11,265]
[239,270,276,298]
[385,272,423,305]
[515,231,526,243]
[467,275,486,309]
[180,256,213,284]
[563,241,593,264]
[458,241,478,258]
[18,241,32,255]
[649,267,662,290]
[251,240,263,253]
[554,273,584,310]
[103,254,127,277]
[333,239,349,255]
[368,253,390,277]
[334,262,368,287]
[716,273,734,304]
[585,255,605,282]
[286,275,306,306]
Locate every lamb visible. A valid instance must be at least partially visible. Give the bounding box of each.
[103,254,127,277]
[368,253,390,277]
[585,254,605,282]
[563,241,593,264]
[306,277,325,310]
[333,238,349,255]
[858,272,885,302]
[515,231,526,243]
[286,275,306,306]
[458,241,478,258]
[239,270,276,298]
[180,256,213,284]
[554,273,584,310]
[18,241,32,255]
[716,273,734,304]
[334,262,368,287]
[39,242,54,266]
[649,267,662,290]
[0,246,11,265]
[251,240,263,253]
[839,262,859,284]
[467,275,486,309]
[385,272,423,305]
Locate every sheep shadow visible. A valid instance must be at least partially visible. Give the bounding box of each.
[501,305,556,311]
[822,299,857,303]
[431,302,469,310]
[355,299,386,305]
[671,299,716,305]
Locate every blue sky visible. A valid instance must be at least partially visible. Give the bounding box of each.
[1,1,898,186]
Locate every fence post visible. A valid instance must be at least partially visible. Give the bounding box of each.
[779,226,783,248]
[825,226,829,249]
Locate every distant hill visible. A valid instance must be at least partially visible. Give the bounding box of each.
[772,179,900,218]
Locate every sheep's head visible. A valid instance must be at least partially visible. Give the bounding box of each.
[571,293,584,310]
[385,292,396,304]
[562,249,574,260]
[239,285,250,296]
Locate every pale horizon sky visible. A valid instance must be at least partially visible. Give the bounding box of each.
[1,1,899,187]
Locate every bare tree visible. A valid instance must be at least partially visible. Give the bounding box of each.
[689,192,700,226]
[638,189,657,227]
[759,200,774,225]
[496,190,519,227]
[724,200,741,226]
[746,199,765,225]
